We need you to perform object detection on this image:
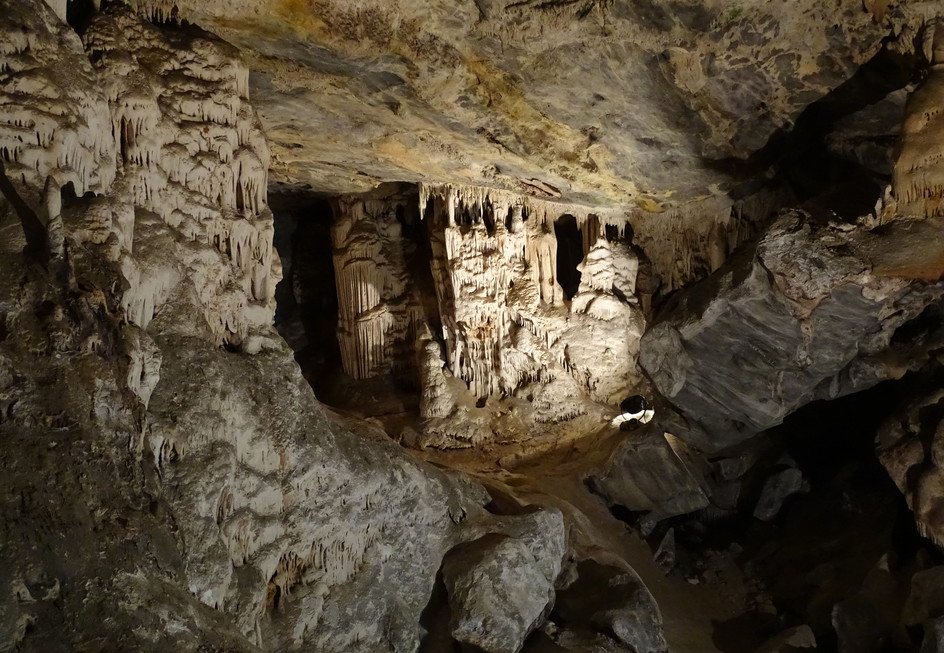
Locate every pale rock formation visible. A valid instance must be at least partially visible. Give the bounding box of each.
[0,2,116,206]
[631,191,790,293]
[77,5,278,349]
[753,467,804,522]
[755,625,817,652]
[923,617,944,653]
[641,211,944,452]
[330,189,423,379]
[893,23,944,219]
[2,4,651,651]
[443,509,566,653]
[413,183,646,446]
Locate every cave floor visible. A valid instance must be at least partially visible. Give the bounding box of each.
[325,402,747,652]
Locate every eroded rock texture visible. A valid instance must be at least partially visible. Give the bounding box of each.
[7,0,944,651]
[122,0,928,212]
[0,3,633,651]
[641,211,944,452]
[877,360,944,550]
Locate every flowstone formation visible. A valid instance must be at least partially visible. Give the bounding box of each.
[2,3,672,652]
[329,188,424,380]
[318,182,651,449]
[893,23,944,220]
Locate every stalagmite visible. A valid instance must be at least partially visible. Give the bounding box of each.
[416,182,647,441]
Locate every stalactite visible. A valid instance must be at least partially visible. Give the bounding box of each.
[893,26,944,219]
[75,5,280,346]
[631,192,781,293]
[419,182,646,409]
[330,195,423,380]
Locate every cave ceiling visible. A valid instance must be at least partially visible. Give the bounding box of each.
[132,0,938,210]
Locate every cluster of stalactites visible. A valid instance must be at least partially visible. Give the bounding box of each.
[631,193,778,293]
[0,1,117,205]
[330,197,423,380]
[893,25,944,220]
[419,183,627,233]
[78,6,277,344]
[420,182,635,400]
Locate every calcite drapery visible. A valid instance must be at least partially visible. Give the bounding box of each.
[330,192,423,379]
[893,25,944,220]
[419,183,647,412]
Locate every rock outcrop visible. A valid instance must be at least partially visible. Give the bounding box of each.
[442,510,565,653]
[2,4,659,651]
[588,430,709,522]
[640,211,944,452]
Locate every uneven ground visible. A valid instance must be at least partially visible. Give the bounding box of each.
[4,1,944,652]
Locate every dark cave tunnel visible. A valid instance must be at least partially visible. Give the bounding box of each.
[554,214,583,301]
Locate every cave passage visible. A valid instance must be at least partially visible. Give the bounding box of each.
[270,193,342,399]
[554,214,583,301]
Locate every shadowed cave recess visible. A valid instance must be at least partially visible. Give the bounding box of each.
[3,1,944,652]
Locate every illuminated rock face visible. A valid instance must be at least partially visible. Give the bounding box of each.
[117,0,912,210]
[0,4,610,652]
[322,182,650,447]
[420,183,645,405]
[329,191,423,379]
[641,212,944,453]
[893,26,944,220]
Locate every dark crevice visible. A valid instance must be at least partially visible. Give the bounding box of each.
[418,569,461,653]
[480,482,534,516]
[553,214,583,301]
[273,197,341,398]
[66,0,98,34]
[0,160,49,265]
[715,36,926,219]
[482,199,496,236]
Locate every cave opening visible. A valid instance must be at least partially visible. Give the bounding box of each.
[66,0,97,33]
[269,190,342,401]
[270,184,437,423]
[554,214,583,301]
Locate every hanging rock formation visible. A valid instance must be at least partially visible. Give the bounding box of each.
[118,0,922,211]
[329,188,423,379]
[411,183,647,446]
[893,23,944,219]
